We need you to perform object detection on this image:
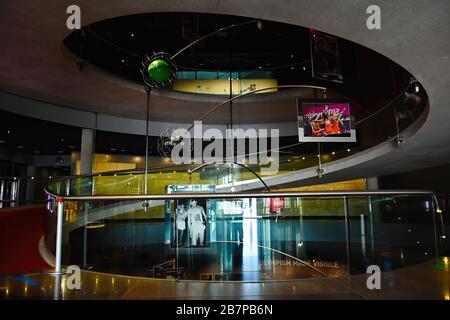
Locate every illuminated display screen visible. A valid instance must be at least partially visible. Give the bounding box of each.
[297,101,356,142]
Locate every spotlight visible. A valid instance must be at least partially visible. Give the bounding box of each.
[415,84,420,93]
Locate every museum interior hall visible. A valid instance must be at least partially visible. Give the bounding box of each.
[0,0,449,301]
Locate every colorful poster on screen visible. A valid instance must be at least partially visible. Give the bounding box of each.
[304,103,350,137]
[297,101,356,142]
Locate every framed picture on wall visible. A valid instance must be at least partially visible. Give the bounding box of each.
[310,31,344,83]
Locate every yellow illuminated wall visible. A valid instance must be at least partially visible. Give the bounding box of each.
[75,154,136,175]
[276,179,369,217]
[278,179,367,192]
[173,79,278,95]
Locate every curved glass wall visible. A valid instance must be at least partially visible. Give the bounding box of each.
[43,191,447,281]
[43,79,429,199]
[38,76,446,282]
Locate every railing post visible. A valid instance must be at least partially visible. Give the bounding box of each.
[16,179,20,207]
[55,197,64,274]
[53,274,62,300]
[343,196,351,276]
[83,202,88,268]
[0,180,4,209]
[430,195,439,258]
[65,178,70,196]
[368,195,375,262]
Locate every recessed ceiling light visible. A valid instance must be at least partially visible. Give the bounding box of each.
[33,150,40,154]
[57,150,64,154]
[68,145,76,148]
[130,33,134,37]
[0,140,4,143]
[110,148,117,151]
[17,146,24,149]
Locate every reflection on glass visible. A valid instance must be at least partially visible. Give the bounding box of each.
[45,194,442,282]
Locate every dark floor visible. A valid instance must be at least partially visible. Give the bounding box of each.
[0,257,448,300]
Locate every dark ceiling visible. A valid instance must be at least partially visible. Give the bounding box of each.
[65,12,323,85]
[63,11,408,106]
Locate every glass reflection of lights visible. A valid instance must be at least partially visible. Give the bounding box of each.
[242,198,259,281]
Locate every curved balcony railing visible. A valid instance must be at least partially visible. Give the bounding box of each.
[42,189,449,282]
[36,76,447,282]
[38,79,430,201]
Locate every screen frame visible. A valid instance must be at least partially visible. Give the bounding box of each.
[310,31,344,84]
[297,99,357,142]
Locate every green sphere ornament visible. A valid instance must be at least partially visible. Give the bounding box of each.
[147,59,171,83]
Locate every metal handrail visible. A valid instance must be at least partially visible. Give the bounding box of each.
[0,162,196,182]
[40,81,423,190]
[45,187,441,277]
[41,80,426,200]
[44,188,435,202]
